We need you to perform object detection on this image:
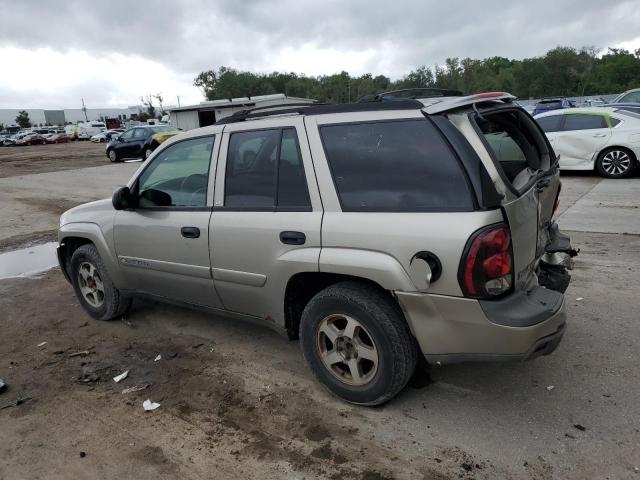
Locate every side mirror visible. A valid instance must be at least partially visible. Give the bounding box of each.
[112,186,134,210]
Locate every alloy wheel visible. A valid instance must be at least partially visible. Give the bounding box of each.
[601,150,631,176]
[316,314,379,386]
[77,261,105,308]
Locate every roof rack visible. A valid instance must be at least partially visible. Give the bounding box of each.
[215,99,425,124]
[358,88,464,103]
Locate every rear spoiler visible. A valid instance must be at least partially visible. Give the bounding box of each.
[421,92,516,114]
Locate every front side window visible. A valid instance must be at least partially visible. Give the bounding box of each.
[137,136,214,208]
[536,115,563,133]
[562,114,606,131]
[224,128,311,209]
[320,120,473,212]
[120,129,134,140]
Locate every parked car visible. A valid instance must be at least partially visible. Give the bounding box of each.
[610,88,640,104]
[580,98,605,107]
[16,133,46,146]
[105,125,175,162]
[59,92,575,405]
[46,133,70,144]
[2,133,24,146]
[91,129,124,143]
[535,107,640,178]
[532,97,576,116]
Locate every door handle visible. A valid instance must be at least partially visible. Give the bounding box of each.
[181,226,200,238]
[280,231,306,245]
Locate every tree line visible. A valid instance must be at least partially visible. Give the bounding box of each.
[194,46,640,103]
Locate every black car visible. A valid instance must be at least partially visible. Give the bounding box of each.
[106,125,174,162]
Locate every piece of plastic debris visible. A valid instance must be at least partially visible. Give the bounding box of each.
[143,399,160,411]
[573,423,586,431]
[79,451,86,458]
[37,342,47,347]
[576,297,584,301]
[68,350,91,358]
[113,370,129,383]
[121,384,149,394]
[546,385,555,391]
[154,355,162,362]
[1,396,32,409]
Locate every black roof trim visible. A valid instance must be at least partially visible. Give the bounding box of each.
[358,88,464,103]
[215,99,424,124]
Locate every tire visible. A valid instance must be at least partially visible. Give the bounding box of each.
[300,281,417,406]
[596,147,636,178]
[108,149,119,163]
[70,244,130,321]
[144,147,153,159]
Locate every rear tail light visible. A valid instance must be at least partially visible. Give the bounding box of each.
[459,223,513,298]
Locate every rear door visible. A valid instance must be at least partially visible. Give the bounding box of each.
[551,113,611,168]
[471,108,560,289]
[209,117,322,324]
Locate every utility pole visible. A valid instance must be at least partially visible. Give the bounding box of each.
[81,98,88,122]
[177,95,181,107]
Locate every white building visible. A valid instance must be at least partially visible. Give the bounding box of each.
[0,106,143,127]
[168,94,316,131]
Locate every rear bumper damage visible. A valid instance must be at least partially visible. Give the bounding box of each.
[537,222,578,293]
[396,286,566,365]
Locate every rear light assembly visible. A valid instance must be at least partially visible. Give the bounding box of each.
[459,223,513,299]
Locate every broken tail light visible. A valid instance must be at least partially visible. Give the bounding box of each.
[459,223,513,298]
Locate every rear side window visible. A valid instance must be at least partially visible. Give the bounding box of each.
[610,117,621,127]
[536,115,563,133]
[225,128,311,209]
[562,114,606,131]
[320,120,473,212]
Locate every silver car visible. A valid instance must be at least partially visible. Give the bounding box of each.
[58,91,575,405]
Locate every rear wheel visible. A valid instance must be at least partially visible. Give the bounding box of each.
[144,147,153,159]
[300,282,417,405]
[596,148,635,178]
[70,244,130,321]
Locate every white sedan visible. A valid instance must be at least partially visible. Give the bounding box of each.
[535,107,640,178]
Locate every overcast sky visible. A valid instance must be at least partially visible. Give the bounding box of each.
[0,0,639,109]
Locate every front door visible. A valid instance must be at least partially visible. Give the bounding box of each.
[210,118,322,324]
[113,134,224,308]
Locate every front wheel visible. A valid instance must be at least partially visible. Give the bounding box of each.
[596,148,635,178]
[70,244,130,321]
[108,149,118,162]
[300,282,417,405]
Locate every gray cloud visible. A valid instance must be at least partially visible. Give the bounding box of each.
[0,0,639,107]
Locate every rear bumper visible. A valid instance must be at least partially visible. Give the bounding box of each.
[396,287,566,364]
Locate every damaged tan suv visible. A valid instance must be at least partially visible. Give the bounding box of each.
[58,90,576,405]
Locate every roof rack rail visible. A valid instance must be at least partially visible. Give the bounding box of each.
[215,99,425,124]
[358,88,464,103]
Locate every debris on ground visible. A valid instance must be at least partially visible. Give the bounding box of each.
[576,297,584,301]
[573,424,587,431]
[37,341,47,347]
[76,366,100,384]
[79,451,86,458]
[142,399,160,411]
[122,384,149,395]
[113,370,129,383]
[192,343,204,349]
[2,395,32,409]
[546,385,555,391]
[153,355,161,362]
[68,350,92,358]
[0,378,6,394]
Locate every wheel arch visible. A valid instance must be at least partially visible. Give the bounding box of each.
[59,223,124,286]
[283,272,403,340]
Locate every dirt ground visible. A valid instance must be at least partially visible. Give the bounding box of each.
[1,148,639,479]
[0,141,109,178]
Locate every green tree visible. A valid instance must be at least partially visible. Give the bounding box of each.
[15,110,31,128]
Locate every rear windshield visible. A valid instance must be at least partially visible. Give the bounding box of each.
[538,100,562,106]
[320,119,474,212]
[150,125,174,132]
[476,110,544,185]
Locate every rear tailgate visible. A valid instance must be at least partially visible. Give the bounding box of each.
[441,103,560,289]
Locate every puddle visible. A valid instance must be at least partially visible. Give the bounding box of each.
[0,242,58,280]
